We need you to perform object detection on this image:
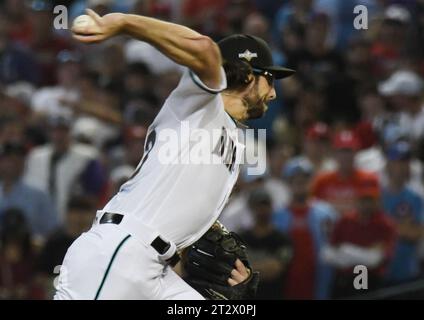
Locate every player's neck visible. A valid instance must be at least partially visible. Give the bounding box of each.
[221,92,247,122]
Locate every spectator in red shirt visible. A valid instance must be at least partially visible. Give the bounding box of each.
[311,130,379,216]
[322,178,397,298]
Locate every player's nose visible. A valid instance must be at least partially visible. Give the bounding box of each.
[268,86,276,101]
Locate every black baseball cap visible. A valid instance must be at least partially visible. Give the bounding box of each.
[218,34,295,79]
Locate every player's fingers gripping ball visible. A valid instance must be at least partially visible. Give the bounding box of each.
[183,222,259,300]
[71,9,108,39]
[72,14,98,33]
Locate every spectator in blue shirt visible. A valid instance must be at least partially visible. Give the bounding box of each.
[0,142,58,240]
[382,141,424,284]
[0,11,40,85]
[274,158,337,299]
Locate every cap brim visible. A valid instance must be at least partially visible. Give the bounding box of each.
[264,66,296,79]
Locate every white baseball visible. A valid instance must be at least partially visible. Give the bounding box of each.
[73,14,96,30]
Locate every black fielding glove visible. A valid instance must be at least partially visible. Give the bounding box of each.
[183,222,259,300]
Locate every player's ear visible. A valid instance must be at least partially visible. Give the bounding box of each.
[222,60,254,92]
[245,73,255,84]
[240,73,255,94]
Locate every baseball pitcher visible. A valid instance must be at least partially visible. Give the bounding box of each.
[54,9,295,300]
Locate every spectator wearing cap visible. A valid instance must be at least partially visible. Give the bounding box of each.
[239,188,292,300]
[311,130,379,216]
[30,50,81,119]
[322,176,396,298]
[0,142,58,240]
[298,122,336,174]
[356,123,424,198]
[36,195,97,298]
[370,5,412,78]
[274,158,337,299]
[379,69,424,145]
[381,141,424,284]
[24,116,107,223]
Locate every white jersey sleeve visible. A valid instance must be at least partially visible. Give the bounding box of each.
[160,67,227,122]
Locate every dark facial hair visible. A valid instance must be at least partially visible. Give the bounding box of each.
[244,77,268,119]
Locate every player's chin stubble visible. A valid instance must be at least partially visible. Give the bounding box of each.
[245,95,268,119]
[241,79,269,120]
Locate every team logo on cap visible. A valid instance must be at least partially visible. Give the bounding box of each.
[238,49,258,61]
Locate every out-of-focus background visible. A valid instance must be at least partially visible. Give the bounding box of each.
[1,0,424,300]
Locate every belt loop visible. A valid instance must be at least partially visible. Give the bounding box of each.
[93,210,104,226]
[157,240,180,267]
[157,240,177,262]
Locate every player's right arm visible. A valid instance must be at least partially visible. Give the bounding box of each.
[72,9,222,89]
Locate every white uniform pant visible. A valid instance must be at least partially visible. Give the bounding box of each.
[54,223,204,300]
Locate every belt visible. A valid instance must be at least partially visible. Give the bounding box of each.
[99,212,180,267]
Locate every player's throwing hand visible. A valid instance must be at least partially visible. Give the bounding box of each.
[72,9,124,43]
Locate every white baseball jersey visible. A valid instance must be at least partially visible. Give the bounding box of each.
[102,67,245,249]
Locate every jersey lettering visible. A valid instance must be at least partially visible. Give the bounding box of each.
[212,127,237,173]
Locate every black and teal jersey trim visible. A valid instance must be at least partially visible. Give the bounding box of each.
[189,70,226,94]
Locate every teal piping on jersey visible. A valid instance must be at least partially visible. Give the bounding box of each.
[189,70,225,94]
[188,70,249,129]
[225,112,250,129]
[94,234,131,300]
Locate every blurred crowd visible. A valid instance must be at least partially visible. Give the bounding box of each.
[1,0,424,299]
